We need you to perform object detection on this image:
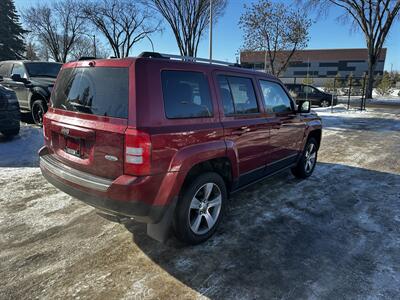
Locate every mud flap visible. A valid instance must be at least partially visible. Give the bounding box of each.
[146,197,177,243]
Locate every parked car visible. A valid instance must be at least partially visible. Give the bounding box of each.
[0,60,62,125]
[39,53,322,245]
[285,83,338,107]
[0,83,20,138]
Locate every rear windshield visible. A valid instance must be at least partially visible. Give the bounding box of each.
[25,63,61,78]
[52,67,129,118]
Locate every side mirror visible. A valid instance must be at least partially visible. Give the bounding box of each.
[11,74,22,81]
[297,100,310,113]
[11,73,28,83]
[0,75,3,81]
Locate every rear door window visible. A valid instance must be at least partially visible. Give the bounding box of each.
[161,70,213,119]
[303,85,315,94]
[52,67,129,118]
[217,75,259,115]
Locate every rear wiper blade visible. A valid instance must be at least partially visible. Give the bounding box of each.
[69,102,93,113]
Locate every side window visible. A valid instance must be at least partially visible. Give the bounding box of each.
[259,80,293,113]
[292,85,301,93]
[217,75,259,115]
[303,85,314,94]
[0,63,12,77]
[11,64,27,78]
[161,71,213,119]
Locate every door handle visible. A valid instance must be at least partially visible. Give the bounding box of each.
[232,126,250,135]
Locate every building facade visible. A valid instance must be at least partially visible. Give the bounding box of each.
[240,48,387,86]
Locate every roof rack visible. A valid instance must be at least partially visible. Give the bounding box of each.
[138,51,240,67]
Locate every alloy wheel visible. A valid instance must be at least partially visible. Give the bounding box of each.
[32,102,44,126]
[321,100,330,107]
[188,182,222,235]
[304,143,317,173]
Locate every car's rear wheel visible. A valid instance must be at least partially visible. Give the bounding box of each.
[292,137,318,179]
[32,99,46,126]
[173,172,227,245]
[320,100,330,107]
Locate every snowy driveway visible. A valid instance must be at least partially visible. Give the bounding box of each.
[1,106,399,299]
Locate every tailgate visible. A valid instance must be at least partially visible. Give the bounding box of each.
[43,60,133,180]
[44,111,127,180]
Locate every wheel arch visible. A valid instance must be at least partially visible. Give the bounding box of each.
[29,88,48,109]
[308,129,322,149]
[181,157,234,193]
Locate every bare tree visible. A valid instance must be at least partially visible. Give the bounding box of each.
[239,0,311,76]
[70,36,110,60]
[25,42,39,60]
[83,0,161,58]
[146,0,227,57]
[22,0,86,62]
[301,0,400,99]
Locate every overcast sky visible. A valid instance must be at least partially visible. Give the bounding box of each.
[14,0,400,70]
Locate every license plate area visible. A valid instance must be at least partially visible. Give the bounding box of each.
[64,137,82,157]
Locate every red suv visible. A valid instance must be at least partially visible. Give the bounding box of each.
[39,53,322,245]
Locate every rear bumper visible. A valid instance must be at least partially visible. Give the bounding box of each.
[39,149,170,224]
[0,109,20,130]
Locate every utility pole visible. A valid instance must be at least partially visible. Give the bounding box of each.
[93,35,97,58]
[209,0,212,62]
[305,57,310,101]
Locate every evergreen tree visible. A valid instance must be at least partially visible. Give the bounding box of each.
[323,78,335,93]
[334,73,343,89]
[376,72,392,96]
[0,0,26,60]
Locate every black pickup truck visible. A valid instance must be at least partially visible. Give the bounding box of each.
[0,61,61,125]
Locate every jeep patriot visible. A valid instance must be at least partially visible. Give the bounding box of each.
[39,52,322,245]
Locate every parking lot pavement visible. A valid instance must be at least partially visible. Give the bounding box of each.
[0,107,399,299]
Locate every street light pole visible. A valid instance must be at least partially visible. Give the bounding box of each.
[209,0,212,62]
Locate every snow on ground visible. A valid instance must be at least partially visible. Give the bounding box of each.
[0,123,43,167]
[337,95,400,105]
[0,106,400,299]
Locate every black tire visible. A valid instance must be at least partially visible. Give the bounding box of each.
[291,137,318,179]
[173,172,227,245]
[320,100,330,107]
[1,126,20,138]
[31,99,47,126]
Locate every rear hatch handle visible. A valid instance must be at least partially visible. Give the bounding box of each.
[51,121,95,140]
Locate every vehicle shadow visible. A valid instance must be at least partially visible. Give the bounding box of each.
[125,162,400,299]
[20,112,35,124]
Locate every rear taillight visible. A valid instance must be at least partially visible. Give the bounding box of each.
[124,128,151,176]
[42,117,50,140]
